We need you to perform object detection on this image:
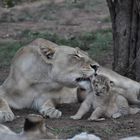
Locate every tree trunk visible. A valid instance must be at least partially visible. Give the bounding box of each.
[106,0,140,81]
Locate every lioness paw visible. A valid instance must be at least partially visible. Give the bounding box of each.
[70,115,81,120]
[40,107,62,118]
[0,111,15,122]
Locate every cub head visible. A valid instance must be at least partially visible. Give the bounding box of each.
[38,40,99,88]
[93,75,114,97]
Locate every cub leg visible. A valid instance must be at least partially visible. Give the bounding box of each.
[129,98,140,106]
[77,88,87,103]
[88,107,105,121]
[116,95,132,117]
[130,107,140,114]
[70,99,91,120]
[38,99,62,118]
[0,98,15,122]
[112,112,122,119]
[125,91,140,106]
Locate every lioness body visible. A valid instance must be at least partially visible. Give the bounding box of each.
[0,38,98,122]
[71,75,140,120]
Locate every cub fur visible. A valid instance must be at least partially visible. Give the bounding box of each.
[0,38,99,122]
[71,75,140,121]
[95,66,140,106]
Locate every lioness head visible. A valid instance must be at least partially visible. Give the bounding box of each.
[38,40,99,87]
[93,75,114,97]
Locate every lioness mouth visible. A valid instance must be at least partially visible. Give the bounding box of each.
[76,77,90,82]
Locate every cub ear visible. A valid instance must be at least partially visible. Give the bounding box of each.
[110,81,114,87]
[40,45,55,59]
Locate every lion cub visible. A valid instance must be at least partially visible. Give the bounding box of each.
[71,75,140,121]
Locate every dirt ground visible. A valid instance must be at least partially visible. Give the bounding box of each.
[0,0,140,140]
[2,102,140,140]
[0,0,110,39]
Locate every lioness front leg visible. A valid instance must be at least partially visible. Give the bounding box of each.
[88,107,105,121]
[38,99,62,118]
[70,100,91,120]
[0,98,15,122]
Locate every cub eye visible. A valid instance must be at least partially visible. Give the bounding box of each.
[95,84,98,87]
[102,86,106,90]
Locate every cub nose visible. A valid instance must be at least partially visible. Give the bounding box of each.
[90,64,99,72]
[96,92,100,96]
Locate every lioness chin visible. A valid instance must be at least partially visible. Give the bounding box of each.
[0,38,98,122]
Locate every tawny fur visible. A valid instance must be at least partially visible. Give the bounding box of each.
[0,38,98,122]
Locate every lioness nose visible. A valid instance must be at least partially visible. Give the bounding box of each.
[90,64,99,72]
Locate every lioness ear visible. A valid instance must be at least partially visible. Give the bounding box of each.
[40,46,55,59]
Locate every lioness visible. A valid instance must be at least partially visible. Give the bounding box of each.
[0,38,99,122]
[0,114,57,140]
[71,75,140,121]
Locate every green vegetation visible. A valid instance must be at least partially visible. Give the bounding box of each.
[87,29,112,60]
[53,125,95,138]
[102,16,111,23]
[0,41,21,67]
[103,128,114,135]
[64,0,108,12]
[0,0,108,22]
[0,28,112,67]
[2,0,16,8]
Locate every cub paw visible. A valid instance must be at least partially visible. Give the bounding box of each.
[112,112,121,119]
[88,117,105,121]
[0,111,15,122]
[70,115,81,120]
[40,107,62,118]
[130,107,140,114]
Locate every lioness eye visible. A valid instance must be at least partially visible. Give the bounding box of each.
[74,54,80,59]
